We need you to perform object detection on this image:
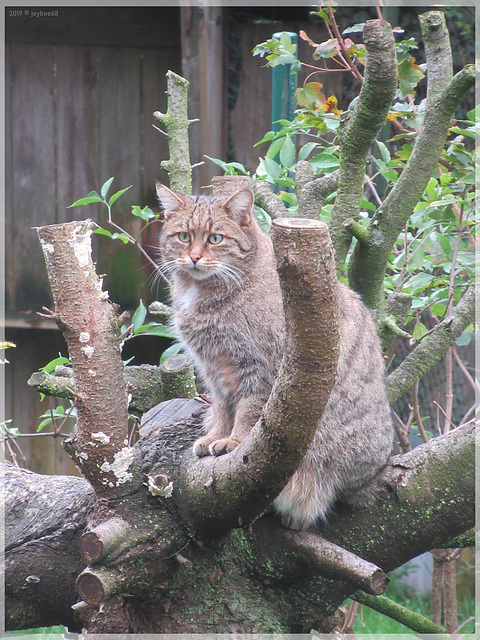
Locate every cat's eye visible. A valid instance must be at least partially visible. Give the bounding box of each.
[208,233,223,245]
[178,232,191,243]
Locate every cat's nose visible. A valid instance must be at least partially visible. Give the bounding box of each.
[190,252,202,264]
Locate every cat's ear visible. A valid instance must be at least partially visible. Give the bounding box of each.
[156,181,185,220]
[222,189,254,226]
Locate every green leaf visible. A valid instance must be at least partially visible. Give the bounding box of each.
[342,23,365,35]
[408,272,435,293]
[111,233,130,244]
[101,177,114,200]
[413,322,428,340]
[298,141,319,161]
[68,191,103,207]
[132,205,156,221]
[132,300,147,333]
[263,158,282,179]
[309,153,340,172]
[254,130,276,146]
[397,57,424,97]
[40,356,71,374]
[266,136,287,161]
[159,342,182,364]
[456,330,473,346]
[93,226,113,238]
[135,323,177,339]
[279,134,296,168]
[377,141,391,164]
[313,38,338,60]
[466,105,480,123]
[108,185,132,207]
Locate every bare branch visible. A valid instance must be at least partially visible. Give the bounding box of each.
[283,531,389,595]
[254,180,289,220]
[177,218,339,537]
[353,590,446,634]
[349,11,474,311]
[154,70,193,194]
[28,357,196,415]
[386,284,475,404]
[36,221,136,496]
[328,19,397,274]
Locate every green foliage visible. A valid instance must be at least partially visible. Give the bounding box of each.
[252,32,301,71]
[122,300,177,341]
[6,625,69,634]
[228,14,474,331]
[68,177,161,246]
[37,405,76,433]
[40,355,71,374]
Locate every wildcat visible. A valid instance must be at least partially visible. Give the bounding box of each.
[156,182,393,529]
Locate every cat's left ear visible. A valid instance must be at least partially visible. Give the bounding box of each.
[156,181,186,220]
[222,189,254,226]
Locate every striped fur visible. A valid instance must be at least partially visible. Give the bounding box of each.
[157,184,393,529]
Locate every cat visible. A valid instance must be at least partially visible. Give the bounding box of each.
[156,182,394,529]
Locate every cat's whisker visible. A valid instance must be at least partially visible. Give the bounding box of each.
[215,264,243,288]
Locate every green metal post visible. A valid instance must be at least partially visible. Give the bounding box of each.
[271,31,298,133]
[271,32,298,196]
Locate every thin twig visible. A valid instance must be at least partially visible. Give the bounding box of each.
[327,6,363,83]
[412,382,430,443]
[432,400,457,431]
[452,347,479,394]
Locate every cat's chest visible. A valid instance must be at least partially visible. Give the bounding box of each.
[176,283,199,312]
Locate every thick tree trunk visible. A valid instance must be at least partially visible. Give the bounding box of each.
[5,411,474,633]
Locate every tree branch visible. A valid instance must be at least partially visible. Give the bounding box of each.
[386,284,475,404]
[27,357,196,414]
[254,179,289,219]
[6,419,473,632]
[352,590,447,634]
[348,11,474,312]
[282,531,389,595]
[154,70,194,194]
[36,221,136,496]
[328,19,397,274]
[177,218,340,538]
[296,163,339,220]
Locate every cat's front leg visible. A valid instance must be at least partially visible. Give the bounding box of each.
[209,395,264,456]
[193,402,233,457]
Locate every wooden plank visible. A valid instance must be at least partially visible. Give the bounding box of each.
[198,6,228,186]
[9,43,56,311]
[6,7,180,49]
[55,45,101,222]
[180,6,202,194]
[95,46,144,308]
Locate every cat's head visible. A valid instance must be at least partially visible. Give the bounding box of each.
[156,182,258,285]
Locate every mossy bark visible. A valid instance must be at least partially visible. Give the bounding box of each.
[28,359,196,415]
[386,284,475,403]
[153,70,194,194]
[348,12,474,313]
[328,19,397,274]
[6,419,474,633]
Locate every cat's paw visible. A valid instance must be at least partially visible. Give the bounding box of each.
[193,436,215,457]
[208,437,241,456]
